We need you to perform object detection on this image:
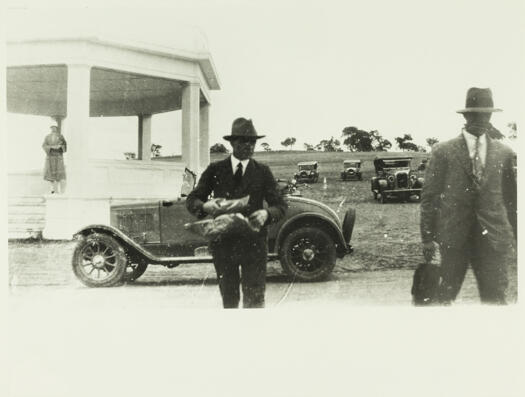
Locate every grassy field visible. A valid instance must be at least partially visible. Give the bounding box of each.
[9,150,516,299]
[212,150,430,270]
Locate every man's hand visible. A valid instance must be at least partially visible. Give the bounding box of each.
[248,209,269,230]
[422,241,436,264]
[202,200,222,216]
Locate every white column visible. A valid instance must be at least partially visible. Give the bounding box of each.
[199,103,210,171]
[63,64,91,195]
[181,82,200,174]
[138,114,152,160]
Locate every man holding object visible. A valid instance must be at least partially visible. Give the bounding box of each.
[420,88,517,304]
[186,117,287,308]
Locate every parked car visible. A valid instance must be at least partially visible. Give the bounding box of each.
[71,180,356,287]
[340,160,362,181]
[417,158,428,172]
[294,161,319,183]
[370,157,424,203]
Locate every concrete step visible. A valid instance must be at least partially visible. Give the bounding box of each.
[8,229,43,240]
[8,196,46,240]
[8,196,46,206]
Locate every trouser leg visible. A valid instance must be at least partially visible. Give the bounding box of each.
[438,246,469,304]
[241,238,267,309]
[212,248,240,309]
[470,224,509,305]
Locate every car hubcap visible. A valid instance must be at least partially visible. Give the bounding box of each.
[302,248,315,261]
[291,237,325,272]
[92,254,105,269]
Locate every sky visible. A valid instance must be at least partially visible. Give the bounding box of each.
[5,0,525,170]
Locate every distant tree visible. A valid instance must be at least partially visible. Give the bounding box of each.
[210,143,229,154]
[318,136,343,152]
[342,127,390,151]
[124,152,136,160]
[342,126,373,151]
[426,137,439,148]
[370,130,392,151]
[507,122,517,140]
[417,145,427,153]
[304,143,315,151]
[151,143,162,157]
[260,142,272,152]
[281,137,297,150]
[395,134,416,151]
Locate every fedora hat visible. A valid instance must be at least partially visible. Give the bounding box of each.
[223,117,265,141]
[456,87,502,113]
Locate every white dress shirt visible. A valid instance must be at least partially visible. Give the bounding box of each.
[230,155,250,175]
[462,129,487,166]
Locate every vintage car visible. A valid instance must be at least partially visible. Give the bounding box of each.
[370,157,424,203]
[340,160,362,181]
[294,161,319,183]
[71,179,356,287]
[417,158,428,172]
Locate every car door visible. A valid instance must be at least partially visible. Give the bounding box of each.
[159,197,209,257]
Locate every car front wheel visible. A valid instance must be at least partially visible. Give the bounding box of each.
[72,233,128,287]
[279,227,336,281]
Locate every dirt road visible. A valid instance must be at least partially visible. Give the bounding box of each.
[9,259,483,309]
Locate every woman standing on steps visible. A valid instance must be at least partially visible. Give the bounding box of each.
[42,125,67,194]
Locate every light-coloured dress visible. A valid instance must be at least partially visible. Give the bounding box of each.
[42,132,67,182]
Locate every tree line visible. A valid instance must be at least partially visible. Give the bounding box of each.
[209,122,517,154]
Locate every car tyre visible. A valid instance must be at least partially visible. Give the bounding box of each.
[342,208,356,243]
[280,227,336,281]
[72,233,128,287]
[124,262,148,282]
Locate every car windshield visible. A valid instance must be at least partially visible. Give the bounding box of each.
[384,160,410,168]
[298,164,316,170]
[382,160,410,168]
[374,158,411,172]
[344,162,360,168]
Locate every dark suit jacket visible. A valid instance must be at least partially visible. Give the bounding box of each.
[420,134,516,252]
[186,156,287,236]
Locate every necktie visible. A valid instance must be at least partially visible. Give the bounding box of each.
[234,163,243,186]
[472,137,483,182]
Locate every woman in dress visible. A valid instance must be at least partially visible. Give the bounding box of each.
[42,125,67,194]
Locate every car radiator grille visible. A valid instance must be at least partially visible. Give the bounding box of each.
[397,173,408,188]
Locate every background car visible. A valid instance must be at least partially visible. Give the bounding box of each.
[370,157,424,203]
[340,159,362,181]
[294,161,319,183]
[71,180,356,287]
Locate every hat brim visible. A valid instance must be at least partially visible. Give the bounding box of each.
[456,107,502,114]
[223,135,266,141]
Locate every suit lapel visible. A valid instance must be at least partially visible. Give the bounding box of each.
[453,134,475,181]
[481,135,497,186]
[218,157,236,193]
[240,159,255,192]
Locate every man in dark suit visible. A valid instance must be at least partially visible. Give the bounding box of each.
[186,117,287,308]
[420,88,517,304]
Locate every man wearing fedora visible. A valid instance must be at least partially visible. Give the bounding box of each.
[186,117,287,308]
[420,87,517,304]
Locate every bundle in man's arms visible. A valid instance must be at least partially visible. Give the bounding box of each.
[184,195,261,239]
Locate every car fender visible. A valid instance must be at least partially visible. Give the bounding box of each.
[274,212,347,256]
[73,224,159,263]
